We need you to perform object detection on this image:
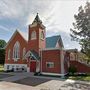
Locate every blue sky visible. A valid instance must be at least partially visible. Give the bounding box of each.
[0,0,88,50]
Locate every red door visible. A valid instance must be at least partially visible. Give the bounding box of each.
[30,61,36,72]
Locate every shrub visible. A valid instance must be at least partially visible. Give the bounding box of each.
[69,66,77,75]
[0,49,5,64]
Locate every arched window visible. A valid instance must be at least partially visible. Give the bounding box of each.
[8,49,10,60]
[31,31,36,40]
[13,41,20,61]
[41,31,44,39]
[23,48,26,57]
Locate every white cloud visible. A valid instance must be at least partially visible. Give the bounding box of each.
[0,0,88,50]
[0,25,11,32]
[0,0,87,33]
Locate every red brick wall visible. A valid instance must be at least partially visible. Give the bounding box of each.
[41,50,61,73]
[28,25,46,53]
[64,52,70,73]
[39,28,46,49]
[70,61,90,73]
[5,32,27,64]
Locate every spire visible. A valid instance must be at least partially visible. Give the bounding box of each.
[32,13,42,24]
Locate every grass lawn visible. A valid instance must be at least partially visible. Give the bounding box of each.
[0,64,4,72]
[69,75,90,82]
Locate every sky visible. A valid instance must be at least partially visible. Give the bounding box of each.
[0,0,89,50]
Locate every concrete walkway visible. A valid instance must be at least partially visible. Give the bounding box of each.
[0,72,90,90]
[0,81,39,90]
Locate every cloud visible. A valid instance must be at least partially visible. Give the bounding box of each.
[0,25,10,32]
[0,0,87,50]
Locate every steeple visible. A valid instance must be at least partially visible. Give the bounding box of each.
[32,13,42,24]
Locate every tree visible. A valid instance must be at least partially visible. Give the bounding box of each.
[0,39,6,64]
[0,39,6,49]
[70,2,90,62]
[0,49,5,64]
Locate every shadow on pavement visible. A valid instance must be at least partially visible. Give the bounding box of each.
[61,82,90,90]
[14,77,51,86]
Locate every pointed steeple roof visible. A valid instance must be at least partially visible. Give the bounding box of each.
[32,13,42,24]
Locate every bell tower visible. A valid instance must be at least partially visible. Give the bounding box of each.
[28,13,46,53]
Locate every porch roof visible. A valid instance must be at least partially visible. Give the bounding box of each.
[24,50,40,60]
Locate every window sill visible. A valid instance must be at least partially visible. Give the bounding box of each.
[8,58,10,60]
[31,38,36,40]
[13,58,20,62]
[41,38,44,40]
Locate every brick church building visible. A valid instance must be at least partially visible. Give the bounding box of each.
[4,14,90,76]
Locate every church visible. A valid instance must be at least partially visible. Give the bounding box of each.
[4,14,90,76]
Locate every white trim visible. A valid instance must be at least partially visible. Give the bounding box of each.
[55,42,59,48]
[36,61,40,72]
[27,67,30,72]
[61,48,65,76]
[30,60,36,62]
[30,23,37,28]
[40,31,44,40]
[4,64,27,71]
[13,58,20,62]
[41,72,67,76]
[46,62,54,68]
[41,48,65,51]
[13,41,20,61]
[31,30,37,40]
[5,30,27,49]
[30,23,45,29]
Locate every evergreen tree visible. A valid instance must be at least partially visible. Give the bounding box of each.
[70,2,90,62]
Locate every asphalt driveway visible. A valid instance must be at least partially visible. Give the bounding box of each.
[14,77,51,86]
[0,74,13,79]
[14,76,90,90]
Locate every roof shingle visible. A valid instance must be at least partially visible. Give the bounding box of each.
[46,35,63,48]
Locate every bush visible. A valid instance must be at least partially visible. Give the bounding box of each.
[69,66,77,75]
[34,71,41,76]
[0,49,5,64]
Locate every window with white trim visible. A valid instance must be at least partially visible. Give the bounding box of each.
[8,49,10,60]
[41,31,44,39]
[23,47,26,58]
[46,62,54,68]
[31,31,36,40]
[13,41,20,61]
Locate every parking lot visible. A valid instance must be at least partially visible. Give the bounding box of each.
[0,72,90,90]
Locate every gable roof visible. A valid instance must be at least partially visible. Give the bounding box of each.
[46,35,63,48]
[5,30,28,48]
[30,50,40,60]
[24,50,40,60]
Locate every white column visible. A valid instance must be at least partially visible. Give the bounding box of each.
[36,61,40,72]
[60,48,65,77]
[27,58,30,72]
[4,64,7,71]
[27,67,30,72]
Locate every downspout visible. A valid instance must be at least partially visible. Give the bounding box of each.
[41,49,42,73]
[27,57,30,72]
